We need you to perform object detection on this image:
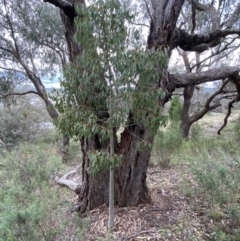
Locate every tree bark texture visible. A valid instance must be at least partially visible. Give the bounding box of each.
[78,123,152,212]
[181,86,195,138]
[115,124,152,207]
[78,136,109,212]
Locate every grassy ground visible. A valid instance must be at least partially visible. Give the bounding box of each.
[0,110,240,240]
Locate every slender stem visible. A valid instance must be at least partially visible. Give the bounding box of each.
[108,96,114,230]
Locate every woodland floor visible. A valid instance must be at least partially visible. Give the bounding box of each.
[57,165,212,241]
[55,111,240,241]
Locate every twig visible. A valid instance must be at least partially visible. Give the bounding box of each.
[117,230,157,241]
[0,90,39,97]
[148,171,161,175]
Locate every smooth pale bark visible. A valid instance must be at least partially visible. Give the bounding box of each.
[55,165,81,192]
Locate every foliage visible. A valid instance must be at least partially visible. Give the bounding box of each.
[53,0,167,172]
[180,134,240,239]
[0,144,67,241]
[0,96,52,149]
[0,75,16,105]
[190,122,203,140]
[88,151,122,176]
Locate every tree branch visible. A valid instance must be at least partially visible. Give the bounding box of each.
[190,37,238,71]
[170,66,240,87]
[218,72,240,134]
[191,0,220,31]
[0,90,39,97]
[217,99,236,135]
[43,0,76,19]
[189,79,230,124]
[143,0,153,22]
[225,3,240,29]
[173,28,240,52]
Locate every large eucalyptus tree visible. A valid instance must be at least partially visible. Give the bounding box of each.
[44,0,240,212]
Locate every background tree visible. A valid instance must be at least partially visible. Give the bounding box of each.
[168,0,240,137]
[0,95,52,149]
[0,0,72,160]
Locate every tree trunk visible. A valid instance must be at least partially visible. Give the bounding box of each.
[78,136,110,212]
[76,0,184,211]
[181,86,195,138]
[78,123,152,212]
[181,120,191,138]
[115,124,152,207]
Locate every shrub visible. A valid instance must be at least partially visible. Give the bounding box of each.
[190,122,202,140]
[0,95,52,149]
[168,96,183,122]
[184,146,240,234]
[152,121,183,167]
[0,144,67,241]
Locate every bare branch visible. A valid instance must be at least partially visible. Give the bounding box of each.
[0,90,39,97]
[129,20,150,28]
[190,37,239,71]
[43,0,77,19]
[189,79,230,124]
[54,165,81,193]
[170,66,240,87]
[143,0,153,22]
[225,3,240,29]
[217,99,236,135]
[191,0,220,30]
[0,65,26,76]
[173,28,240,52]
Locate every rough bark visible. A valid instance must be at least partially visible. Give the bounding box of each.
[77,123,152,212]
[170,66,240,88]
[181,86,195,138]
[78,136,110,212]
[115,124,152,207]
[44,0,84,62]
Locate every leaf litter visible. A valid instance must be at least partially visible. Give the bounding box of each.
[57,165,216,241]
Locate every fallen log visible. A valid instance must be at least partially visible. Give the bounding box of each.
[54,165,82,194]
